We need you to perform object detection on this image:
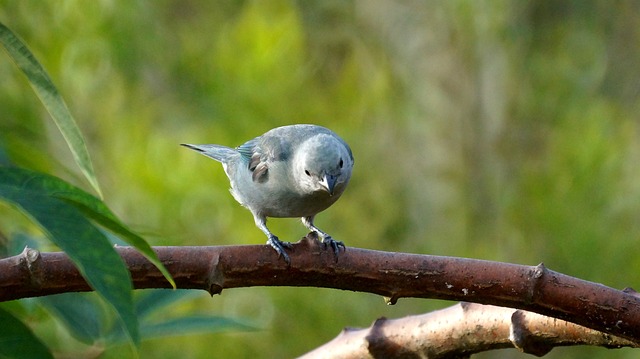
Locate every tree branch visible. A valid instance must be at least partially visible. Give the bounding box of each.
[299,302,639,358]
[1,234,639,343]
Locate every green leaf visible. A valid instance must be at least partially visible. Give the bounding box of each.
[0,307,53,359]
[140,316,257,339]
[0,22,102,197]
[0,167,138,346]
[108,315,256,344]
[134,289,198,319]
[52,189,176,289]
[106,290,256,344]
[38,293,104,345]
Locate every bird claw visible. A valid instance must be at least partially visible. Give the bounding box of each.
[267,236,292,264]
[321,236,345,259]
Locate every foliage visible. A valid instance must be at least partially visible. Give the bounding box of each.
[0,21,247,357]
[0,167,140,347]
[2,1,640,358]
[0,307,52,359]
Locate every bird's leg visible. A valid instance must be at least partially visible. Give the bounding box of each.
[301,216,345,257]
[254,214,292,264]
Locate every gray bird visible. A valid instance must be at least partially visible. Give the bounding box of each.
[182,124,354,264]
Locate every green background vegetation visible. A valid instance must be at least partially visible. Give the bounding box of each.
[2,1,640,358]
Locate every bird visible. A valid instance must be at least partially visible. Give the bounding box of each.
[181,124,354,264]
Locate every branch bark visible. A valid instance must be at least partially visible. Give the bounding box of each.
[299,302,638,358]
[1,234,639,344]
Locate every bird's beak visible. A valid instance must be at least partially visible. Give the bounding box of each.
[320,174,337,196]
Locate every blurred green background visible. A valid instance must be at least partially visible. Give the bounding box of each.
[2,0,640,358]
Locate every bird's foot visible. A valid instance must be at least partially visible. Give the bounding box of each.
[267,236,293,265]
[321,235,345,259]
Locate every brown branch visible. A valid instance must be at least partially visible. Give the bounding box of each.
[1,234,639,343]
[299,302,639,358]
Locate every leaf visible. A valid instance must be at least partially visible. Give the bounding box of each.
[0,307,53,359]
[106,290,256,344]
[108,315,256,344]
[52,190,176,289]
[0,22,102,197]
[140,316,257,339]
[38,293,104,345]
[134,289,198,319]
[0,167,138,346]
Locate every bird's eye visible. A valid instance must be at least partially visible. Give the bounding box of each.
[305,170,311,176]
[339,158,344,168]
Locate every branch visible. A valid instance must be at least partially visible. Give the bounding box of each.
[1,234,639,343]
[300,302,639,358]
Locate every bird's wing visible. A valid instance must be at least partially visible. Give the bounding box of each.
[236,135,290,183]
[236,139,257,163]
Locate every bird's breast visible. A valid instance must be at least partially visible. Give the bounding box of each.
[228,160,347,218]
[260,186,341,218]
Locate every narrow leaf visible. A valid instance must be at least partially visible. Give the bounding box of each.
[135,289,198,319]
[53,191,176,288]
[0,22,102,197]
[38,293,104,345]
[0,167,138,346]
[0,307,53,359]
[108,316,256,344]
[140,316,257,339]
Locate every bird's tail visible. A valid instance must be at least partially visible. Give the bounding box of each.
[181,143,237,163]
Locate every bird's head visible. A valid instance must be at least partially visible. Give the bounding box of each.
[294,134,354,196]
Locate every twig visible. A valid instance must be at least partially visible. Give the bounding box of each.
[299,302,638,358]
[1,233,639,343]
